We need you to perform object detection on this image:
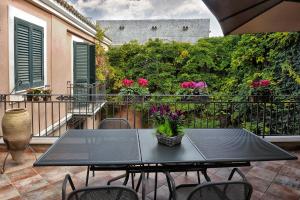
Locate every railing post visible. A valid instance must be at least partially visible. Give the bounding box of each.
[263,102,266,138]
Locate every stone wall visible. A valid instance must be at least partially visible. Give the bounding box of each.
[97,19,210,45]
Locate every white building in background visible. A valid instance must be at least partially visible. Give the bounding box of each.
[97,19,210,45]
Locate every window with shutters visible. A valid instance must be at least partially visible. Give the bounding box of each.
[14,17,44,91]
[73,42,96,102]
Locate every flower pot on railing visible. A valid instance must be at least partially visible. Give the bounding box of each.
[178,81,209,103]
[42,89,52,101]
[1,108,32,163]
[249,79,273,103]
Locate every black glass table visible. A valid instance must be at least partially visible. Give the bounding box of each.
[34,128,297,199]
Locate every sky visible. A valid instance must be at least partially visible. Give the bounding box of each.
[68,0,223,37]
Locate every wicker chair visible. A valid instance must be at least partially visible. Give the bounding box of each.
[86,118,134,187]
[62,174,138,200]
[165,168,253,200]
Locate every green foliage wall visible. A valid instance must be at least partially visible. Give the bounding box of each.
[106,33,300,99]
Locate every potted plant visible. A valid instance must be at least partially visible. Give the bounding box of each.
[42,88,52,101]
[119,78,150,102]
[177,81,209,102]
[32,88,42,101]
[150,105,186,147]
[249,79,273,102]
[26,88,34,101]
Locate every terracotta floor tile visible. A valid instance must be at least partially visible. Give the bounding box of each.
[266,183,300,200]
[21,184,60,200]
[6,167,38,183]
[274,174,300,190]
[247,166,277,182]
[260,192,286,200]
[246,174,272,193]
[253,161,283,173]
[13,174,49,194]
[0,174,11,187]
[279,166,300,179]
[0,184,20,200]
[251,190,264,200]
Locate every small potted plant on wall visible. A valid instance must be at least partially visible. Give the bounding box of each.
[32,88,42,101]
[177,81,209,102]
[26,89,34,101]
[249,79,273,103]
[119,78,150,102]
[42,88,52,101]
[150,105,186,147]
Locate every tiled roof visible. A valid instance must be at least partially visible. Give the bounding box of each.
[54,0,96,30]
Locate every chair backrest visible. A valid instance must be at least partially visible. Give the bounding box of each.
[98,118,131,129]
[67,186,139,200]
[187,181,252,200]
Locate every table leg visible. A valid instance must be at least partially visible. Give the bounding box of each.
[85,166,90,186]
[154,171,158,200]
[142,172,146,200]
[202,169,211,182]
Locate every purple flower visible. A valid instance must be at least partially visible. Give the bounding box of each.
[150,106,159,115]
[192,81,207,88]
[159,105,170,116]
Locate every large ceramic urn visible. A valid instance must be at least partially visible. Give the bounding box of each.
[1,108,31,163]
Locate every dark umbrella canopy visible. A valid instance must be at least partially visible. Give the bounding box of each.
[203,0,300,35]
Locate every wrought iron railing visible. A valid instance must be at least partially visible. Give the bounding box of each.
[0,94,299,137]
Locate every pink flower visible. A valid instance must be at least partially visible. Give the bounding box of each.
[138,78,148,87]
[180,81,193,88]
[122,79,134,87]
[260,80,270,87]
[192,81,207,88]
[251,81,260,88]
[251,80,270,88]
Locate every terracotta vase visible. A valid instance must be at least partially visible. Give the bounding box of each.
[1,108,32,163]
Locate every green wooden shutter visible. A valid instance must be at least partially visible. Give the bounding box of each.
[15,18,31,90]
[73,42,89,84]
[89,44,96,84]
[73,42,90,103]
[31,26,44,87]
[14,17,44,91]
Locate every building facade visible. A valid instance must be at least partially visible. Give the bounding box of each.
[0,0,111,136]
[97,19,210,45]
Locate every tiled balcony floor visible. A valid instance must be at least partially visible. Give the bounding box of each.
[0,149,299,200]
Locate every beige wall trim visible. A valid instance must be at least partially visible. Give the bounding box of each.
[101,36,112,46]
[29,0,96,37]
[67,29,94,44]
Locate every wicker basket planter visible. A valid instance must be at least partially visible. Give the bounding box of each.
[156,134,183,147]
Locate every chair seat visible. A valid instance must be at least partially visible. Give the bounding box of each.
[176,185,196,200]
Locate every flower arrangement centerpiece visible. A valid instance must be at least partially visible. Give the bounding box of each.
[119,78,150,102]
[177,81,209,102]
[150,105,186,147]
[250,79,273,102]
